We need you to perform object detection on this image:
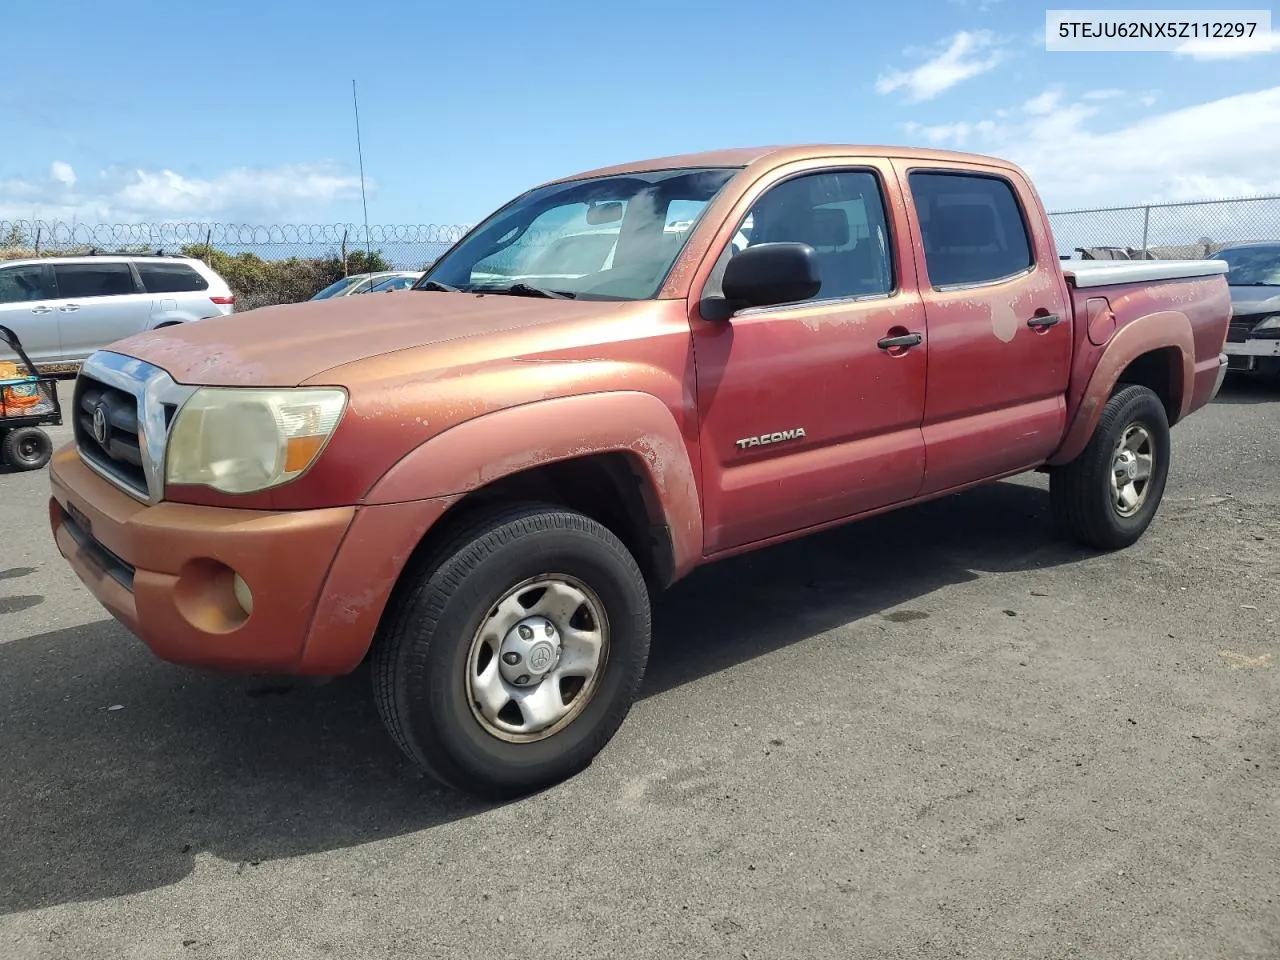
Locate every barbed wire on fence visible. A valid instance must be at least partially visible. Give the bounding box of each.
[0,219,472,251]
[3,193,1280,308]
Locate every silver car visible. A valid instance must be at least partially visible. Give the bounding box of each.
[0,254,235,367]
[310,271,423,299]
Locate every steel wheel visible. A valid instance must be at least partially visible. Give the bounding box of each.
[465,574,610,743]
[1109,423,1154,517]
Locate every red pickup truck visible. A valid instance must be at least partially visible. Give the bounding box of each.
[48,145,1231,798]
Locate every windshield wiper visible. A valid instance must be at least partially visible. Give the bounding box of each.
[493,282,576,300]
[416,280,460,292]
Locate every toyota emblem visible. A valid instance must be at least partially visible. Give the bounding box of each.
[92,405,109,445]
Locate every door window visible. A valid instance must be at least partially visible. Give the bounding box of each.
[136,261,210,293]
[908,172,1034,287]
[52,263,138,299]
[0,265,55,304]
[713,169,895,303]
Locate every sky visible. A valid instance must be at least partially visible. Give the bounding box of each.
[2,0,1278,228]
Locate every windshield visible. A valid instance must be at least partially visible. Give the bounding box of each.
[312,276,362,299]
[420,167,739,300]
[371,275,417,292]
[1217,245,1280,286]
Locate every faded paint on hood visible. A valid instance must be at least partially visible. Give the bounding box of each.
[107,290,626,387]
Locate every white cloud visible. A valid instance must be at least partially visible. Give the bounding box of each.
[1174,34,1276,61]
[899,85,1280,208]
[0,161,367,223]
[1022,88,1062,115]
[49,161,76,188]
[875,30,1008,102]
[1083,88,1123,101]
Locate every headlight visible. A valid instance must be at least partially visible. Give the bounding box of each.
[165,387,348,494]
[1254,314,1280,330]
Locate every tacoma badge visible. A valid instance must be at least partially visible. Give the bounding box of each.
[736,427,807,450]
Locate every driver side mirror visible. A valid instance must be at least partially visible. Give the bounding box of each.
[721,242,821,312]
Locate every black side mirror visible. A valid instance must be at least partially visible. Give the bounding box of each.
[722,242,821,311]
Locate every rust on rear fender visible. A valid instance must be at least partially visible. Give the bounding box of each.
[1049,309,1194,465]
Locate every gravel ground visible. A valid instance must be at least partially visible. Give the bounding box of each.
[0,376,1277,960]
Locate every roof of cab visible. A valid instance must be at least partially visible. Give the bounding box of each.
[538,143,1024,187]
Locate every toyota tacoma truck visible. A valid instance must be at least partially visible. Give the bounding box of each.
[48,145,1231,799]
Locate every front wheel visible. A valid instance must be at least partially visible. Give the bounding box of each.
[371,503,652,799]
[1050,384,1171,550]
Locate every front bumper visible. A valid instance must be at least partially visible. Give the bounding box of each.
[1224,338,1280,372]
[49,444,357,673]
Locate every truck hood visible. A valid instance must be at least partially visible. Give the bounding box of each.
[1227,285,1280,317]
[106,290,606,387]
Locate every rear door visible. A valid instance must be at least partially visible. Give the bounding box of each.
[135,260,213,322]
[892,161,1073,495]
[51,260,153,360]
[0,263,62,363]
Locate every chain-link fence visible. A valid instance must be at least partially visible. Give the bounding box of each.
[0,220,471,311]
[1046,195,1280,260]
[3,193,1279,309]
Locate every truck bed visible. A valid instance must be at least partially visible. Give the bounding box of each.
[1061,258,1229,288]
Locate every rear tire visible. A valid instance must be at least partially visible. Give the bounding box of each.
[2,427,52,471]
[371,502,651,800]
[1050,384,1170,550]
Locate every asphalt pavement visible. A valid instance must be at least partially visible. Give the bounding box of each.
[1,376,1277,960]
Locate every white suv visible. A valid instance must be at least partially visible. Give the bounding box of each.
[0,254,235,367]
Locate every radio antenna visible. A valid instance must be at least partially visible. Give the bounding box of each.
[351,79,374,288]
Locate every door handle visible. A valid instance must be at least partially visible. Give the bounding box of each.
[30,305,52,315]
[1027,313,1061,329]
[59,304,80,313]
[877,332,923,350]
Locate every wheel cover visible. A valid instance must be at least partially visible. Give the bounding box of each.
[464,574,610,743]
[19,437,40,460]
[1109,422,1155,518]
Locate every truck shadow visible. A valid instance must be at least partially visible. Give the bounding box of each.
[1212,373,1280,405]
[0,478,1087,915]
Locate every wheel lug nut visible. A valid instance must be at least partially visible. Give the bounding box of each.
[502,652,520,666]
[545,623,555,636]
[515,674,530,685]
[518,625,533,640]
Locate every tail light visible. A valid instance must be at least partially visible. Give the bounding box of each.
[210,295,236,306]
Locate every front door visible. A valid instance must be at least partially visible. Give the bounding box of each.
[691,162,928,555]
[0,263,62,364]
[51,261,153,361]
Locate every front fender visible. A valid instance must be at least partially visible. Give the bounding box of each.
[1047,309,1194,466]
[362,390,704,578]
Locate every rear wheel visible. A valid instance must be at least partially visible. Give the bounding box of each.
[371,502,651,799]
[1050,384,1170,550]
[2,427,53,471]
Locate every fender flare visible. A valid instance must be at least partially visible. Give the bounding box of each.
[1047,310,1194,466]
[362,390,704,579]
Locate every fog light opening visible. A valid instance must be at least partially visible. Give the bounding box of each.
[233,573,254,616]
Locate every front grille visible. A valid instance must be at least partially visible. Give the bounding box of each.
[1230,314,1280,341]
[74,373,148,498]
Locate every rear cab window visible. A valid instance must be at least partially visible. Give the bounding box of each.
[907,171,1034,288]
[52,262,139,299]
[136,261,210,293]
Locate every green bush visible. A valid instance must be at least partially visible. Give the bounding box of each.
[178,245,391,310]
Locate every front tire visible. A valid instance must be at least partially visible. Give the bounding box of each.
[371,503,651,799]
[1050,384,1171,550]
